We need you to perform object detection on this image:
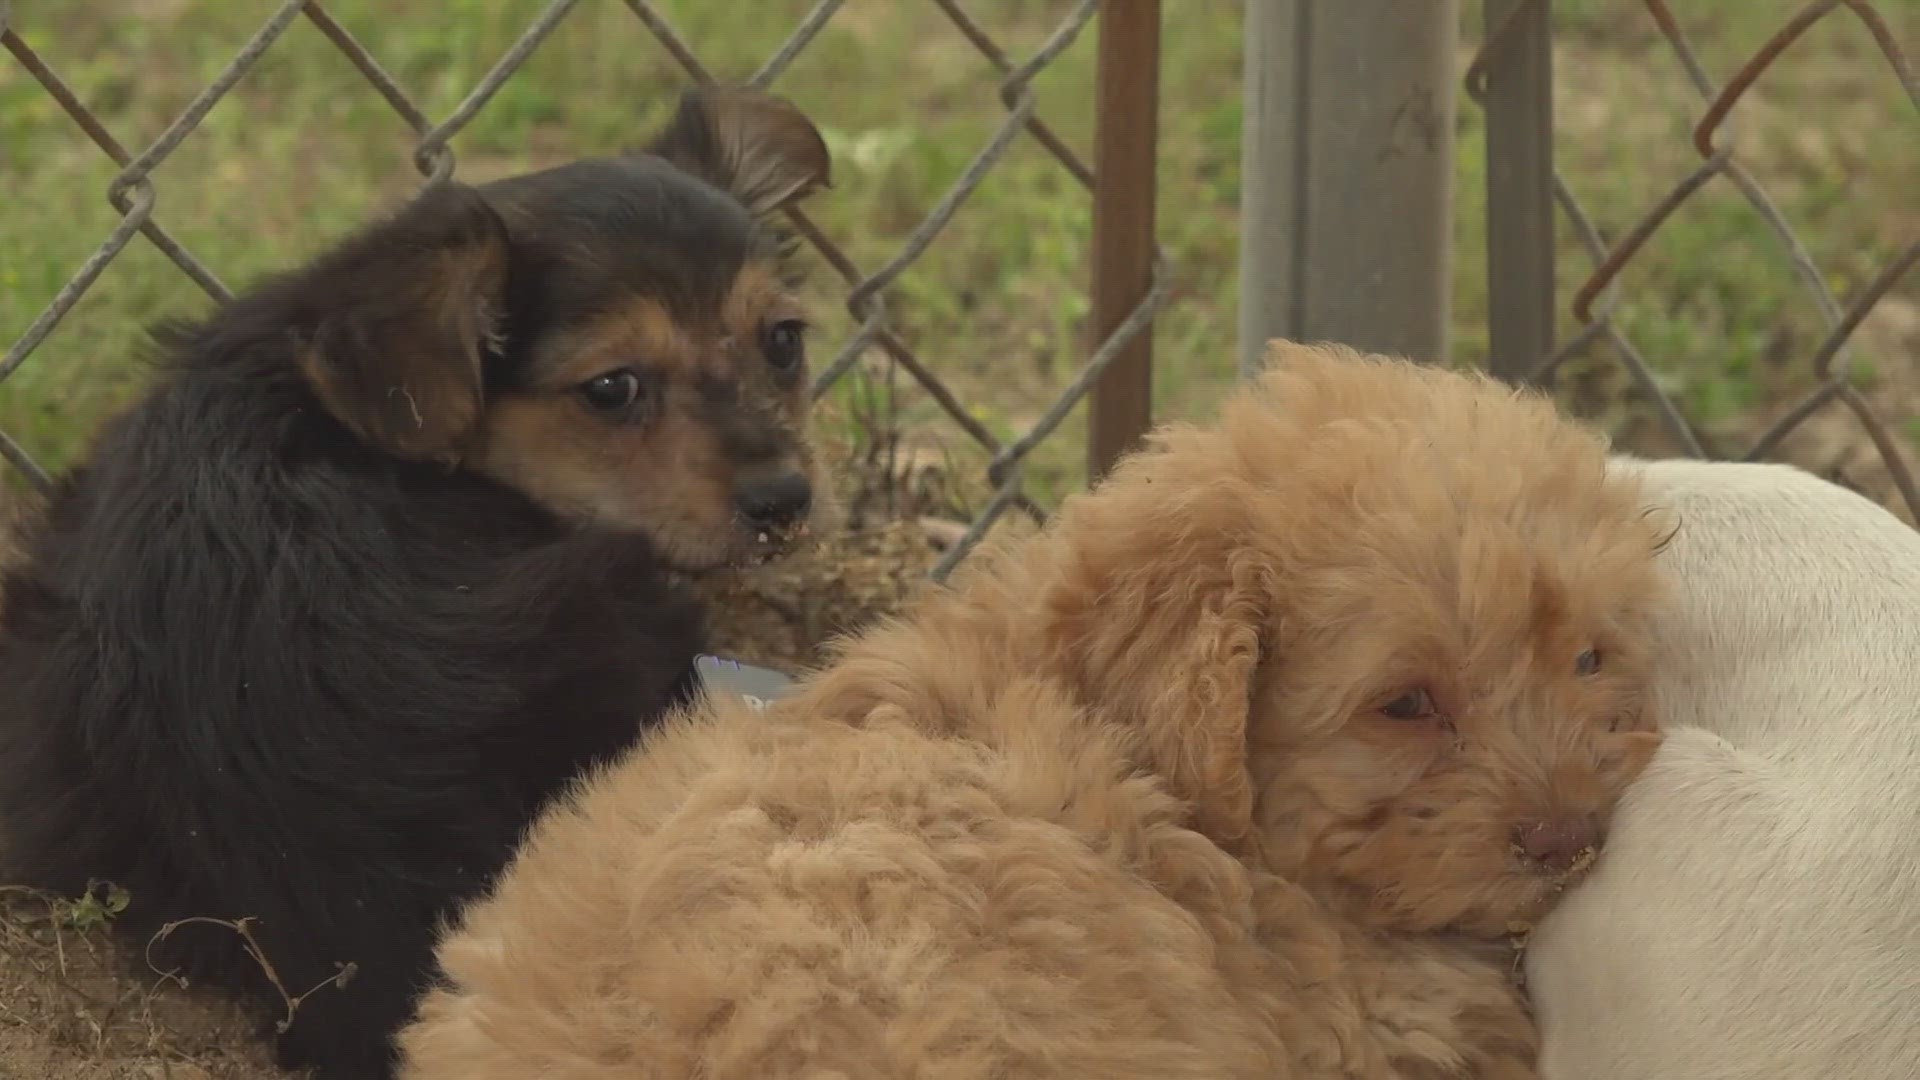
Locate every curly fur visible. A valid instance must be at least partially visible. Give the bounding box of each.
[1527,456,1920,1079]
[0,88,828,1080]
[398,342,1671,1080]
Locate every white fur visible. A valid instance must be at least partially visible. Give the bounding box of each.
[1528,456,1920,1078]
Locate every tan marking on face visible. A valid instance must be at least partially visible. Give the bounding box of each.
[538,295,703,386]
[723,263,802,347]
[721,262,827,526]
[463,261,829,568]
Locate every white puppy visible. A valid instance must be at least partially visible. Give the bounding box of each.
[1528,456,1920,1079]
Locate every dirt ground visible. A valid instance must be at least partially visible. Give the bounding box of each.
[692,516,945,672]
[0,887,276,1080]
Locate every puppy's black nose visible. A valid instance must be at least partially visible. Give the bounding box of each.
[733,472,813,530]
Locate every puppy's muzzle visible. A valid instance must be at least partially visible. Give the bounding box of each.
[732,471,813,533]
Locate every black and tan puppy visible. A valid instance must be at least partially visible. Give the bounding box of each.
[0,87,829,1079]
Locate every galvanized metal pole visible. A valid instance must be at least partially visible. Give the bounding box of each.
[1237,0,1457,377]
[1481,0,1556,384]
[1087,0,1161,481]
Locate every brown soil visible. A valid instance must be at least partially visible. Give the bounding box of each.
[692,516,944,673]
[0,887,279,1079]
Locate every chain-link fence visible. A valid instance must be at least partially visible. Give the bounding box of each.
[1468,0,1918,521]
[4,1,1916,581]
[0,0,1172,581]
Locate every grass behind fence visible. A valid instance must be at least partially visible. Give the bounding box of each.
[2,1,1915,509]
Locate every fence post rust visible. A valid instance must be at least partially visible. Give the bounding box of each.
[1236,0,1457,376]
[1481,0,1556,384]
[1086,0,1161,482]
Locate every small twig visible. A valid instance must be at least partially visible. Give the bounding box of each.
[146,915,357,1034]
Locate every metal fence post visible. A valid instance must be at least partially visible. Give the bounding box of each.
[1237,0,1457,377]
[1086,0,1161,481]
[1480,0,1556,384]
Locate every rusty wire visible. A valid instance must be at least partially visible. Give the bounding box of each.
[0,1,1177,581]
[12,2,1911,573]
[1470,0,1920,518]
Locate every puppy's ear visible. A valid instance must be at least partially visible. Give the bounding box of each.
[298,182,509,461]
[647,86,831,215]
[1041,469,1275,844]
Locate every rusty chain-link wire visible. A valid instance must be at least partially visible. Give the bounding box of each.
[0,0,1174,581]
[1468,0,1919,520]
[18,3,1904,573]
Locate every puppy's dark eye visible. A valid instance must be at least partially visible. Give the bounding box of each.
[580,369,642,412]
[1380,688,1436,721]
[763,319,807,372]
[1576,649,1602,676]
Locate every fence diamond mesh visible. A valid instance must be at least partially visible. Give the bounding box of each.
[4,1,1917,573]
[1468,0,1918,521]
[0,0,1173,581]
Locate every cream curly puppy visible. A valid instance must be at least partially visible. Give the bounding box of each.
[397,342,1668,1080]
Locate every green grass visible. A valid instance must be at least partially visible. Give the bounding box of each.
[3,1,1915,509]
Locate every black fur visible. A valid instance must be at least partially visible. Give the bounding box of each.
[0,88,827,1080]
